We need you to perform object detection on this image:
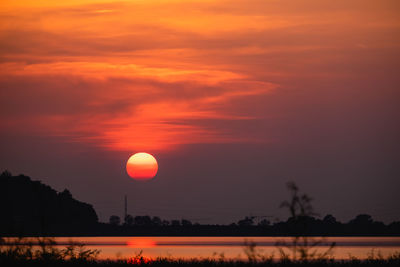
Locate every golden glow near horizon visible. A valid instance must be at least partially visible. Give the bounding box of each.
[126,153,158,180]
[0,0,399,152]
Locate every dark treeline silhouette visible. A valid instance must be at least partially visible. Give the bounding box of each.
[0,171,98,236]
[1,171,399,237]
[96,213,400,237]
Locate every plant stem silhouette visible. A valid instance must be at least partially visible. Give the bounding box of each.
[276,182,335,261]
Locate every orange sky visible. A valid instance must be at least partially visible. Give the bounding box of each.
[1,0,400,224]
[1,0,399,152]
[0,1,400,154]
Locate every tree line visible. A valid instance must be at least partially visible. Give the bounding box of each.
[103,213,400,236]
[1,171,399,236]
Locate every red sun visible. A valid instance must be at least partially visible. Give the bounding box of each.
[126,152,158,180]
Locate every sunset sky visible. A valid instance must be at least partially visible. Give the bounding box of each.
[1,0,399,224]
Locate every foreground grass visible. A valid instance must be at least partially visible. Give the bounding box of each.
[2,257,400,267]
[2,251,400,267]
[1,237,400,266]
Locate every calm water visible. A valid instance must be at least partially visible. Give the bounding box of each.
[46,236,400,260]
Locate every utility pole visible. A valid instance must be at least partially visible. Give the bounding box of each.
[124,195,127,221]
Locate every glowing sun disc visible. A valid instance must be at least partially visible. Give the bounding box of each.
[126,152,158,180]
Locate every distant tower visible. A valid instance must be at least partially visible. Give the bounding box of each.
[124,195,127,220]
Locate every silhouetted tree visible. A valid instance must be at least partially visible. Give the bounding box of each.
[280,182,316,219]
[323,214,337,224]
[109,215,121,226]
[152,216,162,226]
[349,214,373,225]
[171,220,180,226]
[181,219,192,226]
[258,219,270,226]
[0,173,98,235]
[134,216,152,226]
[238,216,254,226]
[347,214,385,234]
[124,215,133,226]
[59,189,72,199]
[388,221,400,234]
[1,170,12,177]
[276,182,335,261]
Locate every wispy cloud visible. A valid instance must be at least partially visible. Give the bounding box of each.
[1,0,399,152]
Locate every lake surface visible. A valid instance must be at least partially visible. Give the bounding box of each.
[48,236,400,260]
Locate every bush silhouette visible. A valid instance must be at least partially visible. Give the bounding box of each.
[0,172,98,235]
